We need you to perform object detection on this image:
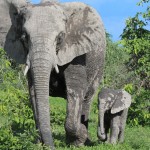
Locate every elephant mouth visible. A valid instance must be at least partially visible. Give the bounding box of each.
[23,36,60,76]
[23,62,59,76]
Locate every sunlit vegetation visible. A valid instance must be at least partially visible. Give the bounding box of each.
[0,0,149,149]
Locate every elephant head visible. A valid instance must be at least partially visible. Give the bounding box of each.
[98,88,131,141]
[0,0,105,148]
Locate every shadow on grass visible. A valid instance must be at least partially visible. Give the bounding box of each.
[85,138,98,147]
[53,132,67,148]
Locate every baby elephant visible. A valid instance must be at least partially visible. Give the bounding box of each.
[97,88,131,144]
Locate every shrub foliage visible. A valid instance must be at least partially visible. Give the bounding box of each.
[0,48,38,149]
[120,0,150,126]
[0,0,149,148]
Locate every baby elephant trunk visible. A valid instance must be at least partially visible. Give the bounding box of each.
[97,112,107,141]
[97,97,107,141]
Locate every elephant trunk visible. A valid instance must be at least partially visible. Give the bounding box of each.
[33,65,53,147]
[98,99,106,141]
[30,40,56,149]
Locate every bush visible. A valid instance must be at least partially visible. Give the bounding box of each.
[127,89,150,126]
[103,33,132,89]
[103,33,150,127]
[120,0,150,126]
[0,48,38,149]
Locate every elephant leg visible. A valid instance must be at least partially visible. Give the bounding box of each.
[81,90,95,129]
[110,113,120,144]
[81,77,101,140]
[64,64,88,146]
[118,109,128,143]
[81,92,94,144]
[104,111,111,142]
[65,91,87,146]
[80,97,92,145]
[118,129,125,143]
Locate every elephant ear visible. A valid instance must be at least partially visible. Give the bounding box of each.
[111,90,132,114]
[0,0,27,64]
[57,2,106,66]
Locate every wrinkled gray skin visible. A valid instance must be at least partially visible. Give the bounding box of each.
[97,88,131,144]
[0,0,106,149]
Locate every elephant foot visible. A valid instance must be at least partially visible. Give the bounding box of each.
[73,139,85,147]
[66,133,76,146]
[66,135,85,147]
[74,135,93,147]
[66,129,88,147]
[110,139,117,145]
[65,121,88,146]
[66,134,87,147]
[84,137,93,146]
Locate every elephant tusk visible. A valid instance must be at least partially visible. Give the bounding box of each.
[55,65,59,74]
[24,65,29,76]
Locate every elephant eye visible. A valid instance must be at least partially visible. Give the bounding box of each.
[56,32,65,54]
[20,32,29,51]
[21,32,28,42]
[21,33,26,41]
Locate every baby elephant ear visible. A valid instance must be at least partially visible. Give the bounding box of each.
[111,90,132,114]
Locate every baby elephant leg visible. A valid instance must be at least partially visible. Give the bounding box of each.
[118,109,128,143]
[110,113,120,144]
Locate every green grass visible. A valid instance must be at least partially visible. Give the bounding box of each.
[0,95,149,150]
[50,97,150,150]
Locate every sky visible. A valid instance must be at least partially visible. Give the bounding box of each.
[31,0,148,41]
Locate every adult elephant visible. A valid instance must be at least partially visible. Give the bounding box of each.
[97,88,131,144]
[0,0,106,149]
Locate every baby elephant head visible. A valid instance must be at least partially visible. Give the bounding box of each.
[97,88,132,141]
